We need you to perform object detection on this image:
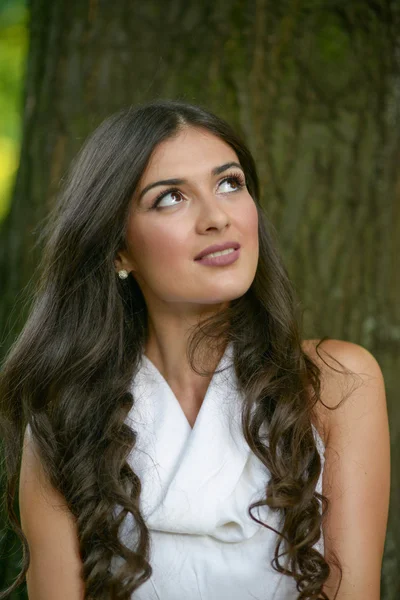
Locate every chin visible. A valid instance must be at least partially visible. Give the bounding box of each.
[199,287,251,305]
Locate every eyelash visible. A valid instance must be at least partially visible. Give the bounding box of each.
[149,172,247,210]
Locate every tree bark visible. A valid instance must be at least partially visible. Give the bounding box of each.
[1,0,399,597]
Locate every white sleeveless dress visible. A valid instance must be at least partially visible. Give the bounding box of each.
[115,342,326,599]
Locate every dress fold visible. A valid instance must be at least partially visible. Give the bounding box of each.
[117,342,325,599]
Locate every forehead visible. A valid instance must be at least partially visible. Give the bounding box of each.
[141,127,238,179]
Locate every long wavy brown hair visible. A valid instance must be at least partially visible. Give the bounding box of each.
[0,99,349,599]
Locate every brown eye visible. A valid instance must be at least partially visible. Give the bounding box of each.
[218,174,246,193]
[151,189,184,209]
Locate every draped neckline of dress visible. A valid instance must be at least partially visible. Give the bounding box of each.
[122,340,325,545]
[141,344,230,433]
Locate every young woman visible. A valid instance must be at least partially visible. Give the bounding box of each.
[0,100,390,600]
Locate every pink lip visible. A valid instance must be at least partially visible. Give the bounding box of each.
[195,247,240,267]
[194,241,241,261]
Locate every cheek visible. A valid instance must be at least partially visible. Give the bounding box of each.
[129,222,186,271]
[238,197,259,238]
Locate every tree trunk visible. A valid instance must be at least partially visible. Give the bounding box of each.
[1,1,399,597]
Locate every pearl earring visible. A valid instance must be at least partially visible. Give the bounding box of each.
[118,269,129,279]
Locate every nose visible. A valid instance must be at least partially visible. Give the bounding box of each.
[195,193,231,233]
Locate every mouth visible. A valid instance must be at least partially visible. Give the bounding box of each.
[195,246,241,266]
[194,241,241,261]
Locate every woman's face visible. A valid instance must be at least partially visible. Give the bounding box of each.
[116,126,259,316]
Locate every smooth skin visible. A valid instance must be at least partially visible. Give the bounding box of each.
[114,126,260,415]
[19,126,390,599]
[305,339,390,599]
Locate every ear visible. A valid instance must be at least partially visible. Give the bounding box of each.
[114,250,136,274]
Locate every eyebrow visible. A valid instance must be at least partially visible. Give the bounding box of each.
[137,161,244,202]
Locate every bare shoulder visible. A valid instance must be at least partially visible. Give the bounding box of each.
[301,339,390,597]
[20,424,78,545]
[301,338,387,448]
[20,425,66,507]
[20,426,85,599]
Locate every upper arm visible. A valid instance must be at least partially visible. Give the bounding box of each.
[19,426,85,600]
[312,339,390,600]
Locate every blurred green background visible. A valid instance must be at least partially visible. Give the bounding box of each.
[0,0,27,223]
[0,0,399,598]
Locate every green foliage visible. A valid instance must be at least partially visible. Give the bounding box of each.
[0,0,28,223]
